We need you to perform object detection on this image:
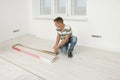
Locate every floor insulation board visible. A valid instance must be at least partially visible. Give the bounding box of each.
[0,34,120,80]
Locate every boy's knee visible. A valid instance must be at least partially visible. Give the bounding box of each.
[62,50,67,53]
[71,36,77,43]
[60,48,67,53]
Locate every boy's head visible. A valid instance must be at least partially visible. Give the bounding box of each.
[54,17,64,28]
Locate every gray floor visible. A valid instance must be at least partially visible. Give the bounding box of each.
[0,34,120,80]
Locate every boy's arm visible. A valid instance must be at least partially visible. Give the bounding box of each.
[53,34,61,53]
[58,34,71,48]
[55,34,60,46]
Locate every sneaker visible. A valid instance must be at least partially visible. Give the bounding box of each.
[68,52,73,58]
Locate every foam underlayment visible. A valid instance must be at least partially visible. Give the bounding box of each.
[0,34,120,80]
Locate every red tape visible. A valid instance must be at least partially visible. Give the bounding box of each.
[12,46,40,59]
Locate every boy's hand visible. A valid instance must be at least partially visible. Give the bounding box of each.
[53,45,60,54]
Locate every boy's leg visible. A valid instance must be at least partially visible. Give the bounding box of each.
[60,43,69,54]
[68,36,77,58]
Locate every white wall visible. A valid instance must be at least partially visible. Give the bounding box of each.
[29,0,120,53]
[87,0,120,52]
[0,0,30,43]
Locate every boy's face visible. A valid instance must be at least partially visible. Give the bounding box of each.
[54,21,63,28]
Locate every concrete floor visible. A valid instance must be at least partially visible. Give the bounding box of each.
[0,34,120,80]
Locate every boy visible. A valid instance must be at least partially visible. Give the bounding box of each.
[53,17,77,58]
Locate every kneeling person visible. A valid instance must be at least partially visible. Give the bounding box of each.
[53,17,77,58]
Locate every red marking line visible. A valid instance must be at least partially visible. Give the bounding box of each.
[12,46,40,59]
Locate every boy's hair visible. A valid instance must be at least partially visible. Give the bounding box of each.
[54,17,63,23]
